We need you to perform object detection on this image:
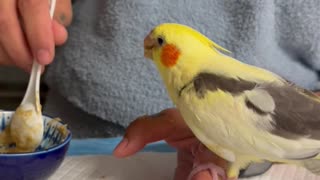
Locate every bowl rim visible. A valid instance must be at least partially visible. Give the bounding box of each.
[0,111,72,157]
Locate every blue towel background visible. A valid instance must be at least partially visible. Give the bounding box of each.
[68,138,175,156]
[44,0,320,137]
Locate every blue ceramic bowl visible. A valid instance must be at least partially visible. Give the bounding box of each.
[0,111,72,180]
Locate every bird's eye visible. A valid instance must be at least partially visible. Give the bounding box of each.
[157,37,164,46]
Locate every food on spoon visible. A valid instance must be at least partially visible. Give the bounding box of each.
[9,103,43,153]
[0,104,43,153]
[0,113,68,154]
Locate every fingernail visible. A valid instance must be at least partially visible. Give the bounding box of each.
[113,138,129,155]
[37,49,51,64]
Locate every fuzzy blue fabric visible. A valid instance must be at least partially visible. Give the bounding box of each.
[45,0,320,128]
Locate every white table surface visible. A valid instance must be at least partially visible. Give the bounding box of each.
[49,138,320,180]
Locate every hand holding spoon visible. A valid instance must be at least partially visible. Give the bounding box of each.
[9,0,57,152]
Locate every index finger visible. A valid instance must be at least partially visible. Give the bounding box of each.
[113,108,186,157]
[0,0,33,70]
[18,0,55,65]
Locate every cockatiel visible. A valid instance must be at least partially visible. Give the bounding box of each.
[143,23,320,179]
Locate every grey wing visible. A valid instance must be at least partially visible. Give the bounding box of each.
[189,73,320,160]
[245,84,320,140]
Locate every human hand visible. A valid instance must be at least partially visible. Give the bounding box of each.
[113,108,232,180]
[0,0,73,71]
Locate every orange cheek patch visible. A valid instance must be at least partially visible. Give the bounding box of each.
[161,44,180,67]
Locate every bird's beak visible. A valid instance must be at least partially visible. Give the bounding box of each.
[144,33,155,60]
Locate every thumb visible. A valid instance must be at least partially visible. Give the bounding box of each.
[174,150,214,180]
[190,144,229,180]
[191,171,214,180]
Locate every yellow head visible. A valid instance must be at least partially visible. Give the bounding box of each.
[144,23,230,70]
[144,23,232,101]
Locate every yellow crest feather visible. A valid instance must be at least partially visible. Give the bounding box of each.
[186,27,231,54]
[157,23,231,54]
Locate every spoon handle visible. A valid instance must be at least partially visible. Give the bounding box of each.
[21,61,42,111]
[21,0,57,111]
[49,0,57,18]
